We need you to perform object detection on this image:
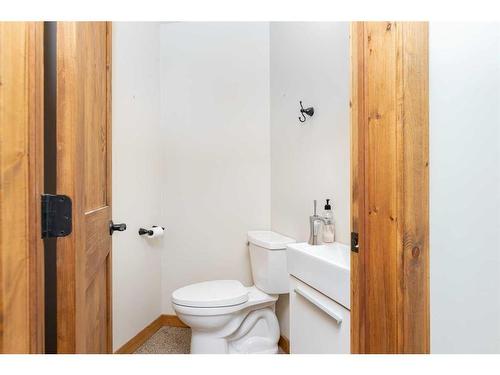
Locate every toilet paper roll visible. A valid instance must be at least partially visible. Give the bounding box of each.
[147,226,164,238]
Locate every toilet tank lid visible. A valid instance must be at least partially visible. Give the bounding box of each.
[247,231,295,250]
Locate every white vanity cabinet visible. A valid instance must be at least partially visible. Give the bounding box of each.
[287,242,351,354]
[290,276,350,353]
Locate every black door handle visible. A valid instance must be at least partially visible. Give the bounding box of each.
[109,220,127,235]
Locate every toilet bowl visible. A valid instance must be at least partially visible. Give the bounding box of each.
[171,231,295,354]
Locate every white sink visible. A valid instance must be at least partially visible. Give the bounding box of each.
[287,242,350,309]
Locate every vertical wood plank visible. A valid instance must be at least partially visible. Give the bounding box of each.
[350,21,366,354]
[28,22,45,354]
[0,22,44,354]
[56,22,79,353]
[364,21,399,353]
[105,22,113,354]
[56,21,112,354]
[400,22,430,353]
[350,21,429,353]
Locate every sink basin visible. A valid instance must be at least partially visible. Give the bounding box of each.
[287,242,350,309]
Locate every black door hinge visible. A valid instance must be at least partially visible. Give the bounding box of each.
[351,232,359,253]
[41,194,72,239]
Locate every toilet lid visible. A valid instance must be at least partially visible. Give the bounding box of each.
[172,280,249,308]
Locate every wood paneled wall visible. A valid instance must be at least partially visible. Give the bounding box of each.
[350,22,429,354]
[0,22,44,354]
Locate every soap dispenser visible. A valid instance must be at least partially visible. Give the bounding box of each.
[322,199,335,243]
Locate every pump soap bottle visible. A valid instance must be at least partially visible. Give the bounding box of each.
[322,199,335,243]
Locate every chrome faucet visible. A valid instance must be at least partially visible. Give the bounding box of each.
[308,200,327,245]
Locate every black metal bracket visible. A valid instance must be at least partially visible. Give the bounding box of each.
[139,226,165,236]
[138,228,153,236]
[351,232,359,253]
[41,194,72,239]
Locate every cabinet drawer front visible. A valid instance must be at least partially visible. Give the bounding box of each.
[290,276,350,354]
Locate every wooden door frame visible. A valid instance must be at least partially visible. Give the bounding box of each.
[0,22,45,354]
[350,21,430,354]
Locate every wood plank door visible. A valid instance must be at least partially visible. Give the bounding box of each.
[0,22,44,354]
[350,22,429,354]
[55,22,113,353]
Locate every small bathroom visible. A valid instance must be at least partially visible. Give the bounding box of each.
[4,18,498,358]
[112,22,350,354]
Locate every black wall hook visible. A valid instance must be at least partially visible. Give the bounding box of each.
[298,101,314,123]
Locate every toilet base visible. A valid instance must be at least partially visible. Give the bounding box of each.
[173,285,281,354]
[190,334,279,354]
[187,306,280,354]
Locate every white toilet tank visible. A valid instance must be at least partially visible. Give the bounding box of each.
[247,231,295,294]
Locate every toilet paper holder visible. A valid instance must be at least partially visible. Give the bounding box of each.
[138,226,165,236]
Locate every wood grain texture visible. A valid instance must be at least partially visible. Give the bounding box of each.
[365,21,399,353]
[105,22,113,354]
[27,22,45,355]
[56,21,112,353]
[350,22,429,354]
[0,22,44,354]
[350,22,365,354]
[399,22,429,353]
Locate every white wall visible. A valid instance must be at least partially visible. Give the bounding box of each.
[269,22,350,339]
[112,22,163,351]
[430,22,500,353]
[159,23,271,313]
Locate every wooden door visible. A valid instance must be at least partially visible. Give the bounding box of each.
[350,22,429,354]
[0,22,44,353]
[55,22,112,353]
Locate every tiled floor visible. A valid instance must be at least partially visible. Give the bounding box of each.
[134,326,285,354]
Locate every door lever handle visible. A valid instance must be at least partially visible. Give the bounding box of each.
[109,220,127,235]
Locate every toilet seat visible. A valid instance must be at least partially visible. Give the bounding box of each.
[172,280,249,308]
[172,284,277,316]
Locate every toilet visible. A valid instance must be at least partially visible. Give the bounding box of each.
[171,231,295,354]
